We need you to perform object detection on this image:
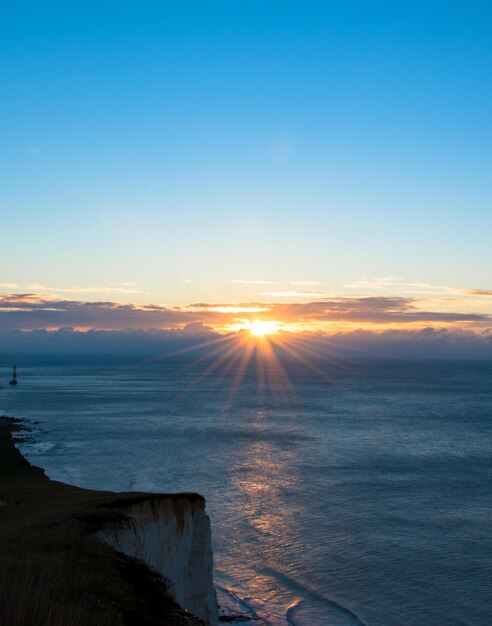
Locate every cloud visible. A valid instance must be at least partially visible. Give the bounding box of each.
[24,283,142,294]
[344,277,467,297]
[0,291,490,357]
[187,304,269,314]
[181,321,214,335]
[0,327,220,356]
[0,282,141,295]
[289,281,324,286]
[0,326,491,358]
[467,289,492,297]
[0,294,193,330]
[260,291,329,298]
[231,280,276,285]
[110,281,137,287]
[231,280,323,287]
[344,276,402,290]
[266,297,489,324]
[315,328,492,359]
[0,293,489,334]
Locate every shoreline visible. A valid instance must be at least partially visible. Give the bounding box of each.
[0,415,215,625]
[1,415,256,626]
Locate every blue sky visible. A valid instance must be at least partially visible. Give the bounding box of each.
[1,2,492,334]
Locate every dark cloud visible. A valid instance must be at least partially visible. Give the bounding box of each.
[0,327,491,359]
[0,294,207,330]
[0,327,218,356]
[322,328,492,359]
[265,298,488,323]
[196,297,489,324]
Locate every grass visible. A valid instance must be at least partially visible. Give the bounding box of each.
[0,418,205,626]
[0,525,118,626]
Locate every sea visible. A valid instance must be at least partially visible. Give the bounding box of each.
[1,355,492,626]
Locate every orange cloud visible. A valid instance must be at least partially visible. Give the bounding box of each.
[467,290,492,297]
[0,292,489,334]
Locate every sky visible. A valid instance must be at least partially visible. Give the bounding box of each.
[1,1,492,351]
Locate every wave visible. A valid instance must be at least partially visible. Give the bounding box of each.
[19,441,56,455]
[216,583,271,625]
[260,567,367,626]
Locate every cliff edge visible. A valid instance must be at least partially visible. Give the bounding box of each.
[0,417,218,626]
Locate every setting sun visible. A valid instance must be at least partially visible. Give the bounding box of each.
[248,320,280,336]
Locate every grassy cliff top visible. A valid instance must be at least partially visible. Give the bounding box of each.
[0,418,205,626]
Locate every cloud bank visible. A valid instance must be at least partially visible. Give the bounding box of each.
[0,327,491,359]
[0,292,491,358]
[0,293,489,331]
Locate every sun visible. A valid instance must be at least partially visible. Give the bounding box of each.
[248,320,280,336]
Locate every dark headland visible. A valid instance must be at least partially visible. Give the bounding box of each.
[0,417,216,626]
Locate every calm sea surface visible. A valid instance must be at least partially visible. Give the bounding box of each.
[1,356,492,625]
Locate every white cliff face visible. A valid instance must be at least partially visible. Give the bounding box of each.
[95,495,218,626]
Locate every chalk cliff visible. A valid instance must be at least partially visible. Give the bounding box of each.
[95,495,218,626]
[0,417,218,626]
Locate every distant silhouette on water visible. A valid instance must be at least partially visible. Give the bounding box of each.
[9,364,17,386]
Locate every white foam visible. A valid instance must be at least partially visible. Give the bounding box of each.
[20,442,55,455]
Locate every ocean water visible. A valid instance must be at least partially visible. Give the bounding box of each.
[1,356,492,625]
